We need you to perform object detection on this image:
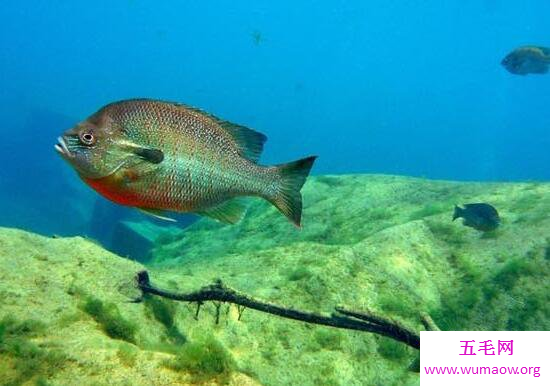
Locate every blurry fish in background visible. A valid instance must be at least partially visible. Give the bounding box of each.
[251,30,263,46]
[155,29,167,40]
[501,46,550,75]
[294,81,304,93]
[55,99,316,227]
[453,203,500,232]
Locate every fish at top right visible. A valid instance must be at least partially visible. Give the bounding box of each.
[501,46,550,75]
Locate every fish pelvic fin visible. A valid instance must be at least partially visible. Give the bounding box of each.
[267,156,317,228]
[197,198,247,224]
[452,205,462,221]
[138,208,177,222]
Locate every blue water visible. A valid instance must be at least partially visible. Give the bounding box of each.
[0,0,549,238]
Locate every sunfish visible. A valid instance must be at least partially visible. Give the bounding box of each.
[55,99,316,227]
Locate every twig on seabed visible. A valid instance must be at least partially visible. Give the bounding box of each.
[133,270,422,349]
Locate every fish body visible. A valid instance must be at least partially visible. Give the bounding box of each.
[56,99,316,226]
[501,46,550,75]
[453,203,500,232]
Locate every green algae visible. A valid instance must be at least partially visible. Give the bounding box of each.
[313,329,344,351]
[285,266,313,281]
[35,377,54,386]
[163,335,236,384]
[0,316,68,385]
[117,343,138,367]
[510,193,540,212]
[408,202,450,221]
[144,295,187,344]
[378,338,411,362]
[425,219,467,246]
[492,257,538,291]
[146,175,548,384]
[81,296,137,344]
[433,245,550,331]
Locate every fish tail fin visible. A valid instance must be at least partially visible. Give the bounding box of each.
[452,205,462,221]
[266,155,317,228]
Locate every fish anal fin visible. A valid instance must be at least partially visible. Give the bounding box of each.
[197,199,247,224]
[138,208,177,222]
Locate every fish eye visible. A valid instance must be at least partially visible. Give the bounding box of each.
[80,131,95,145]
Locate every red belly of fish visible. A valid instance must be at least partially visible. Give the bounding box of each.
[83,176,147,207]
[83,173,196,212]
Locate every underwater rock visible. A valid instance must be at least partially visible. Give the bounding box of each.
[88,198,130,249]
[150,175,550,264]
[110,220,154,262]
[0,227,257,385]
[149,174,549,384]
[109,220,181,263]
[1,174,548,385]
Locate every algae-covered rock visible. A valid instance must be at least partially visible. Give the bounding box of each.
[0,228,257,386]
[0,174,548,385]
[148,174,549,384]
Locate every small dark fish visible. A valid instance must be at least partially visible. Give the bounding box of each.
[501,46,550,75]
[453,203,500,232]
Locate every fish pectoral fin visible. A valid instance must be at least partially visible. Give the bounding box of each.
[133,147,164,164]
[121,140,164,164]
[138,208,177,222]
[197,198,247,224]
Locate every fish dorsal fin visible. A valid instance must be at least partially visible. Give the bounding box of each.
[178,104,267,163]
[218,120,267,163]
[197,198,247,224]
[138,208,177,222]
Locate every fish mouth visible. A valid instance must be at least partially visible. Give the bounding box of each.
[54,136,73,158]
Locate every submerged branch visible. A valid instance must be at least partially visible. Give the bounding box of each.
[133,270,420,349]
[420,312,441,331]
[334,307,420,348]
